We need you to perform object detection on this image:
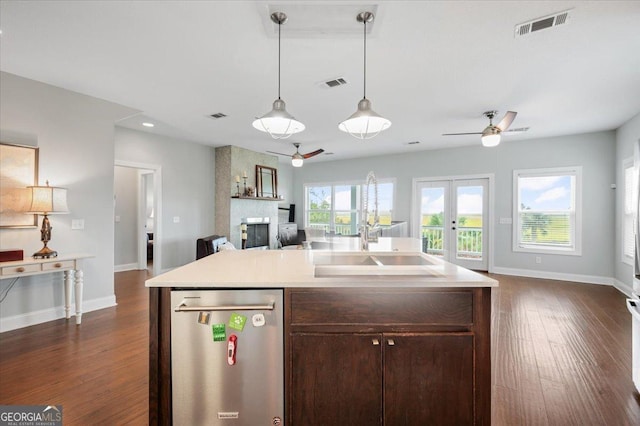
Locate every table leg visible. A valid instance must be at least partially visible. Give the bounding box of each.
[74,269,84,325]
[64,270,73,320]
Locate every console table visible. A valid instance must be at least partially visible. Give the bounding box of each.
[0,253,93,325]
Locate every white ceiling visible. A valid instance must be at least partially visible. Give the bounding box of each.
[1,1,639,163]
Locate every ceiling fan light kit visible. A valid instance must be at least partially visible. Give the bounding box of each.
[252,12,305,139]
[267,142,325,167]
[444,110,524,147]
[338,11,391,140]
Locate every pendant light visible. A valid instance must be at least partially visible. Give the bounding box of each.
[252,12,305,139]
[339,11,391,140]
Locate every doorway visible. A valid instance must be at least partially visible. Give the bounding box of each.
[413,176,491,271]
[114,160,162,277]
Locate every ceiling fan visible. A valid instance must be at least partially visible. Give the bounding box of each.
[267,143,324,167]
[443,110,529,147]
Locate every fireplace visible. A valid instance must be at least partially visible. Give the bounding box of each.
[243,218,270,250]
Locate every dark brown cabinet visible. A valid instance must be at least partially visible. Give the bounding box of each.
[149,285,491,425]
[285,288,490,426]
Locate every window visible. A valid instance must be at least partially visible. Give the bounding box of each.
[513,167,582,255]
[305,180,395,234]
[623,158,637,264]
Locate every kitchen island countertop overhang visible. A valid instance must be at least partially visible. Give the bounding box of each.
[145,237,498,288]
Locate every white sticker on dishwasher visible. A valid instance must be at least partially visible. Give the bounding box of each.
[218,412,239,419]
[252,313,265,327]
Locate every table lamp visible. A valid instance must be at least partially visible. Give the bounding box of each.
[26,181,69,258]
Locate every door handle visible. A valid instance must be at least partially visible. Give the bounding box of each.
[372,338,380,346]
[387,339,395,346]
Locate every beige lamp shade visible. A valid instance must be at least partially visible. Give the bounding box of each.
[26,184,69,214]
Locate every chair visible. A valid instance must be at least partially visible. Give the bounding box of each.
[196,235,228,260]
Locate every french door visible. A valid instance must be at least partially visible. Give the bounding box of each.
[414,177,489,271]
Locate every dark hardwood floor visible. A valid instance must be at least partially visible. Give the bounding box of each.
[1,271,639,425]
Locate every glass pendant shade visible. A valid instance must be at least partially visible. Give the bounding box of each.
[338,98,391,140]
[291,152,304,167]
[481,126,501,147]
[252,99,305,139]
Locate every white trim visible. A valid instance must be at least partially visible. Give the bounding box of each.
[614,278,633,297]
[114,160,162,277]
[411,173,494,272]
[492,266,611,286]
[512,166,582,256]
[0,295,117,332]
[622,157,635,266]
[114,262,140,272]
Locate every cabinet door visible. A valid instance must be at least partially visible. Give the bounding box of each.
[290,333,382,425]
[384,333,474,426]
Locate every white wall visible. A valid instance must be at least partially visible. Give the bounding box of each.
[615,112,640,294]
[0,72,138,331]
[292,130,616,283]
[114,127,216,270]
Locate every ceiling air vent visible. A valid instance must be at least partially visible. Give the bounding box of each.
[515,9,571,38]
[208,112,227,119]
[322,77,347,88]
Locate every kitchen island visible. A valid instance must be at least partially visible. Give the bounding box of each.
[146,238,497,425]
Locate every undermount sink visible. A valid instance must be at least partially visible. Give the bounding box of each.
[312,254,379,266]
[313,253,439,278]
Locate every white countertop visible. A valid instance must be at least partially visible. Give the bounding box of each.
[146,238,497,289]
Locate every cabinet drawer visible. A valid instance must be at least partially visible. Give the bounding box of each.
[1,264,41,276]
[42,260,75,271]
[290,289,473,326]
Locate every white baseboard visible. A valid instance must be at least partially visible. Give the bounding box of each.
[491,266,613,286]
[613,279,633,297]
[114,263,140,272]
[0,295,117,333]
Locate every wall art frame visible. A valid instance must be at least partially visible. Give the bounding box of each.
[0,142,39,228]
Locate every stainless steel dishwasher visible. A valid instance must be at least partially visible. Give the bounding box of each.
[171,289,283,425]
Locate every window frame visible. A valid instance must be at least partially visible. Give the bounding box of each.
[512,166,582,256]
[304,178,396,233]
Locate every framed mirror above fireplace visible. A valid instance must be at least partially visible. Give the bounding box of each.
[256,165,278,198]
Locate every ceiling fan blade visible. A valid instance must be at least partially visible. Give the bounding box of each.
[503,126,530,134]
[496,111,517,131]
[303,149,325,159]
[442,132,483,136]
[266,150,291,157]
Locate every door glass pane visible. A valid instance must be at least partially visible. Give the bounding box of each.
[420,187,445,256]
[307,186,331,231]
[456,186,483,260]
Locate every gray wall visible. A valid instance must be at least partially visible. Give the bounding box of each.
[114,127,216,270]
[615,112,640,291]
[292,130,617,282]
[113,166,138,267]
[0,72,137,331]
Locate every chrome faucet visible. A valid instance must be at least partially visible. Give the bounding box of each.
[361,171,380,251]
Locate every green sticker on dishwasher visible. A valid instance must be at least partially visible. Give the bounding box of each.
[228,312,247,331]
[212,323,226,341]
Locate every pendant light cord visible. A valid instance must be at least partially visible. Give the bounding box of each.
[278,20,281,100]
[363,18,367,99]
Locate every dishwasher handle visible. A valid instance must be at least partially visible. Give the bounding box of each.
[175,301,275,312]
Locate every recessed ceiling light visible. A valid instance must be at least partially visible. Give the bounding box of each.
[142,122,155,128]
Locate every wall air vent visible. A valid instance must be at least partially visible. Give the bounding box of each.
[209,113,227,119]
[515,9,571,38]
